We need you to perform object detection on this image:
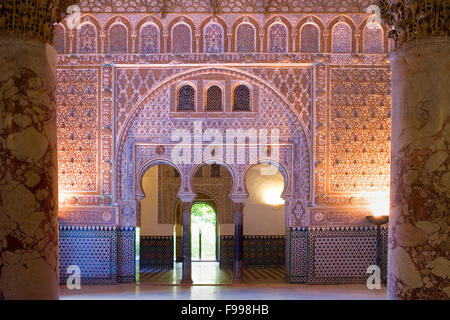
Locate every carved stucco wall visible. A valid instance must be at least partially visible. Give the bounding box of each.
[54,11,391,228]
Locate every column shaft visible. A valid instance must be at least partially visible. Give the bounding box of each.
[233,202,244,283]
[388,38,450,299]
[180,201,193,284]
[0,40,59,299]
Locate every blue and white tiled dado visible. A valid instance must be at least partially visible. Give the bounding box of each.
[59,225,135,285]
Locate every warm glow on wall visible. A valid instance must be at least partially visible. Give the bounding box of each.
[263,186,285,206]
[367,192,390,217]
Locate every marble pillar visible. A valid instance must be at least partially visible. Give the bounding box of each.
[378,0,450,300]
[180,201,193,285]
[0,39,59,299]
[0,0,75,300]
[388,37,450,300]
[232,201,245,283]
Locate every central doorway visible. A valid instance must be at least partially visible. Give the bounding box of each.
[191,202,217,261]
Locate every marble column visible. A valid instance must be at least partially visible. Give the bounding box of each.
[180,201,193,285]
[0,0,74,300]
[232,201,245,283]
[378,0,450,300]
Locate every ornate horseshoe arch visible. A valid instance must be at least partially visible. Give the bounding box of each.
[135,157,183,199]
[115,67,312,227]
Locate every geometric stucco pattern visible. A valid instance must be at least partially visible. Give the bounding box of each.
[53,10,390,228]
[56,68,100,193]
[328,67,391,194]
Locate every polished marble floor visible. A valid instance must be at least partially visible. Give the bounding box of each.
[60,262,387,300]
[140,262,285,285]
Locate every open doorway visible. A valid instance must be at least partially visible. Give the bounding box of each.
[191,202,217,261]
[139,163,181,284]
[242,162,286,282]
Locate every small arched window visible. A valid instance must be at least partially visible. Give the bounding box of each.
[140,24,159,53]
[178,85,195,111]
[204,23,224,53]
[363,24,383,53]
[78,23,97,53]
[268,23,288,53]
[236,23,255,52]
[332,22,352,53]
[109,24,128,53]
[206,85,223,111]
[233,85,251,111]
[173,23,192,53]
[301,23,320,52]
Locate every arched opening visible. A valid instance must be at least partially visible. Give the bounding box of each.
[191,201,217,261]
[140,23,160,53]
[190,163,234,284]
[139,163,181,284]
[204,23,224,53]
[77,23,97,53]
[243,163,286,282]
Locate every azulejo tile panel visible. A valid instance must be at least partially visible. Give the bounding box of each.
[287,226,388,284]
[307,226,388,284]
[59,226,136,285]
[140,236,174,269]
[59,226,119,285]
[220,235,286,269]
[118,227,136,283]
[287,228,308,283]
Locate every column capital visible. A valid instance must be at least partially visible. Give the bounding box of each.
[178,193,196,203]
[230,193,248,204]
[0,0,79,44]
[377,0,450,49]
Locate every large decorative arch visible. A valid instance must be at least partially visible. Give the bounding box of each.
[115,67,312,227]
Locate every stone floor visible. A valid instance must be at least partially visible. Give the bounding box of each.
[60,262,387,300]
[140,262,285,284]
